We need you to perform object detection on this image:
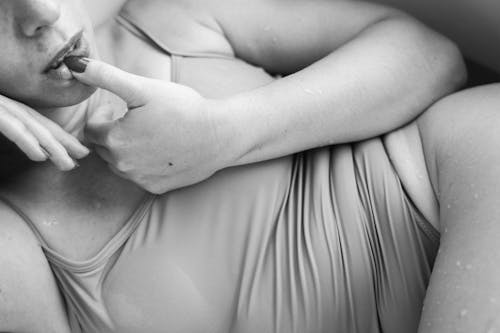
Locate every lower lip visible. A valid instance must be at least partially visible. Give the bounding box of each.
[47,63,74,81]
[45,35,90,82]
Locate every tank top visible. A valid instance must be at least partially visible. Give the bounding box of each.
[3,7,440,333]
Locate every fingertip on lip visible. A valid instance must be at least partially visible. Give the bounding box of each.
[64,56,89,73]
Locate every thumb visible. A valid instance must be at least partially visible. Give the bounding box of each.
[65,56,148,108]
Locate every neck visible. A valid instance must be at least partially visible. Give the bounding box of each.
[38,101,90,140]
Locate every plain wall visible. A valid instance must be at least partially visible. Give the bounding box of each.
[366,0,500,73]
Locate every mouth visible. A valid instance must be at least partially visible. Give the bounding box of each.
[43,30,90,79]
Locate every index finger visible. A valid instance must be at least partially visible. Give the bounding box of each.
[65,57,148,108]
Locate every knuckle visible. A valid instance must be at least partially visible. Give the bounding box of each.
[36,126,57,144]
[9,121,28,135]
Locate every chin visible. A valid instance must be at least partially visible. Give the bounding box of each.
[27,82,97,108]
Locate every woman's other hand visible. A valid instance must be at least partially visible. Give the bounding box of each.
[0,94,89,170]
[74,59,234,194]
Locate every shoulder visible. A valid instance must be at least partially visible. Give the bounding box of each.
[85,0,128,29]
[0,200,41,263]
[119,0,233,56]
[0,200,70,333]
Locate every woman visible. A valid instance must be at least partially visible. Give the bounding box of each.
[0,0,494,332]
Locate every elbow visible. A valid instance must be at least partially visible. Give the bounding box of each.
[423,28,467,94]
[384,14,467,97]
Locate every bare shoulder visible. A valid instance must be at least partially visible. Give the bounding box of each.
[0,201,70,333]
[120,0,233,56]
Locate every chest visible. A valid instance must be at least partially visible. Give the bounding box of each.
[106,0,232,82]
[99,2,274,98]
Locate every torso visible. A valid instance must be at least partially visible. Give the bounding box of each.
[0,1,440,332]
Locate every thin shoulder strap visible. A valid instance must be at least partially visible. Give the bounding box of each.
[115,14,175,57]
[116,11,234,60]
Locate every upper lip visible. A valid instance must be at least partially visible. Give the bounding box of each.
[44,30,84,73]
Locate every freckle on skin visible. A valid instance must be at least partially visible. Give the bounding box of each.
[168,162,173,166]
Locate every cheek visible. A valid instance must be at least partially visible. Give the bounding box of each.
[35,39,50,53]
[0,60,41,102]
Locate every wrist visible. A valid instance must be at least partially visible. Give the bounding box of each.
[206,97,251,169]
[215,91,285,166]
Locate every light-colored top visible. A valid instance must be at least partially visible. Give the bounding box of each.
[3,10,439,333]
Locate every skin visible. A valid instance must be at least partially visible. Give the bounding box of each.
[72,0,465,195]
[0,1,96,107]
[416,86,500,332]
[0,0,97,170]
[0,0,498,332]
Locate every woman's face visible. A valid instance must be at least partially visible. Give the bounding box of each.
[0,0,97,108]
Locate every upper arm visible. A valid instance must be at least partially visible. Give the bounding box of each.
[417,84,500,332]
[0,203,70,333]
[211,0,447,74]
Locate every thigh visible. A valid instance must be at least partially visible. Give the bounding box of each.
[0,202,70,333]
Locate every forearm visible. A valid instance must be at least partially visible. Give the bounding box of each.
[220,16,466,166]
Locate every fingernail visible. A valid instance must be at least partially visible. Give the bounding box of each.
[72,159,80,168]
[64,56,89,73]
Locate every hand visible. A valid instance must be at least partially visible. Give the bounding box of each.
[72,58,235,193]
[0,94,89,170]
